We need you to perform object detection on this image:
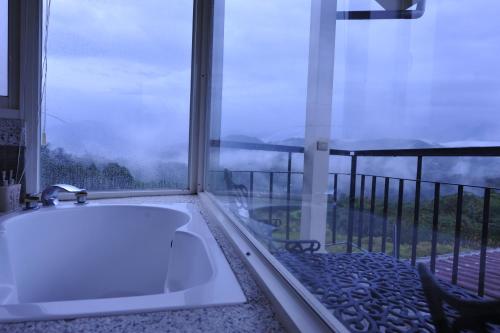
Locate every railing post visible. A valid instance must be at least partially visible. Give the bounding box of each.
[286,152,292,240]
[249,171,254,218]
[395,179,404,259]
[451,185,463,285]
[381,177,390,253]
[357,175,366,249]
[368,176,376,252]
[332,173,338,244]
[347,154,357,253]
[430,182,440,273]
[269,172,274,224]
[478,188,491,297]
[411,156,422,266]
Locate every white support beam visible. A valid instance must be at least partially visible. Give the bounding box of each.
[20,0,42,193]
[206,0,224,190]
[189,0,215,193]
[300,0,337,249]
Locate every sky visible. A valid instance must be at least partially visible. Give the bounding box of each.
[43,0,500,178]
[44,0,193,178]
[218,0,500,145]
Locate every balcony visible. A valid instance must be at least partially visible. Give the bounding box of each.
[209,139,500,331]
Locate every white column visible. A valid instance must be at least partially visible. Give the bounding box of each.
[207,0,224,189]
[300,0,337,249]
[20,0,42,193]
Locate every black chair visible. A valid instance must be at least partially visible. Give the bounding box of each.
[417,263,500,333]
[223,169,320,254]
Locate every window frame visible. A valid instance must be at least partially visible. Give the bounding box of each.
[28,0,204,196]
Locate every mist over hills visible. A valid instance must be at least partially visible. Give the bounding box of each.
[269,137,436,150]
[220,135,500,190]
[41,134,499,192]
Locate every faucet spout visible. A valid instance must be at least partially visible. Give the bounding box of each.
[41,184,88,206]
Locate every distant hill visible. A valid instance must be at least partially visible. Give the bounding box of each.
[329,138,437,150]
[270,137,437,150]
[217,136,499,189]
[224,135,498,151]
[442,140,500,148]
[222,135,264,144]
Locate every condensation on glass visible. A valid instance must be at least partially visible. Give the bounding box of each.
[40,0,193,191]
[0,0,7,96]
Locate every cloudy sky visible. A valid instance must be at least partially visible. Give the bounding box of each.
[43,0,500,174]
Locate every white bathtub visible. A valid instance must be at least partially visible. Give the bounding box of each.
[0,203,245,322]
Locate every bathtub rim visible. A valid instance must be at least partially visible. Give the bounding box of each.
[0,203,192,231]
[0,202,246,323]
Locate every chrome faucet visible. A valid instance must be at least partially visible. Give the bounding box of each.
[41,184,88,206]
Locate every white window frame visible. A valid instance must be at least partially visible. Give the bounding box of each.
[22,0,208,197]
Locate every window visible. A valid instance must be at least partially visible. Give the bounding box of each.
[205,0,500,331]
[332,0,500,148]
[41,1,194,191]
[0,0,7,96]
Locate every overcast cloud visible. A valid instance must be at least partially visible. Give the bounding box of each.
[44,0,500,175]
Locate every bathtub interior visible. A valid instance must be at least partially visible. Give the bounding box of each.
[0,205,214,304]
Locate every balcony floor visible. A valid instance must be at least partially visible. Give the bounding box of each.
[276,251,500,333]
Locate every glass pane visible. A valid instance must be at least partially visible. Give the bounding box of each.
[0,0,7,96]
[328,0,500,330]
[206,0,500,331]
[205,0,337,322]
[332,1,500,148]
[205,0,312,245]
[41,0,193,191]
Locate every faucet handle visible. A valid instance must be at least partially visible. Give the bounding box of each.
[24,193,40,210]
[75,190,88,205]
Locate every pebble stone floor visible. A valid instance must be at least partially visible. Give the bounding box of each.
[0,195,285,333]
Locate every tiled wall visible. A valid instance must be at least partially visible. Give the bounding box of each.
[0,118,25,195]
[0,118,25,146]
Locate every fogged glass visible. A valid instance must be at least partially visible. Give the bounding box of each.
[41,0,193,190]
[206,0,500,330]
[0,0,7,96]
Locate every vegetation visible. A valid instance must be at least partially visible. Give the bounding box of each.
[41,145,188,191]
[250,190,500,258]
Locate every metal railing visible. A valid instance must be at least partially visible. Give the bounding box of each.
[209,139,500,297]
